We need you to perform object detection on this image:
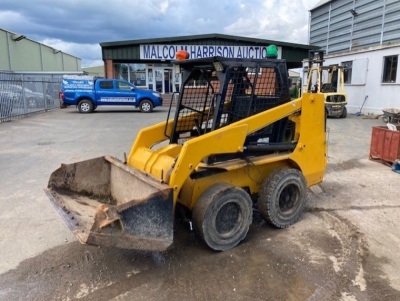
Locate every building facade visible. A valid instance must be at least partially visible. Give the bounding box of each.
[100,34,316,94]
[0,28,83,121]
[0,28,81,72]
[308,0,400,114]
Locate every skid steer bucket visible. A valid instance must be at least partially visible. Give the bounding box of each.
[45,156,173,251]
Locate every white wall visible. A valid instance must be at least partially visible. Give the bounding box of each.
[323,44,400,115]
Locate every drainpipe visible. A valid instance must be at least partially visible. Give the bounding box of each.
[380,0,387,45]
[326,2,332,54]
[349,0,356,50]
[6,32,12,70]
[39,44,44,71]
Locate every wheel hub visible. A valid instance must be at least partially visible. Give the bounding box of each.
[215,202,241,236]
[279,184,300,214]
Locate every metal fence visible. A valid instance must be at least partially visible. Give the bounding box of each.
[0,71,68,122]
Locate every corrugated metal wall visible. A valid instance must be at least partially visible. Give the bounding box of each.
[0,28,81,72]
[310,0,400,53]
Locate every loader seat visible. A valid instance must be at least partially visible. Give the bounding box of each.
[228,95,280,124]
[227,94,288,146]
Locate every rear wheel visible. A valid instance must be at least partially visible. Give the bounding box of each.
[78,99,94,113]
[0,100,13,117]
[325,108,329,118]
[340,106,347,118]
[192,183,253,251]
[258,168,307,228]
[139,100,153,113]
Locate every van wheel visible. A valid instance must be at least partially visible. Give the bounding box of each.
[78,99,94,113]
[340,106,347,118]
[192,183,252,251]
[258,168,307,228]
[139,100,153,113]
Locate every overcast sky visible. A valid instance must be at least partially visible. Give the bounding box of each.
[0,0,321,67]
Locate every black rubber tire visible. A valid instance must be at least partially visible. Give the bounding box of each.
[340,106,347,118]
[139,100,153,113]
[192,183,253,251]
[78,99,94,113]
[258,168,307,228]
[325,108,330,118]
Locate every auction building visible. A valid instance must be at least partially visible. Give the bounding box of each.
[100,34,316,94]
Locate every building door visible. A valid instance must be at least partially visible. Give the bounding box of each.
[152,67,173,94]
[164,69,173,93]
[154,69,163,93]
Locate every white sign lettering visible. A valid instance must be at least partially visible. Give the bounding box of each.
[99,97,136,103]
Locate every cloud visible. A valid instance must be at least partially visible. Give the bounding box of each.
[0,0,321,67]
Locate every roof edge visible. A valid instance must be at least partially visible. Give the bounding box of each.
[310,0,332,11]
[100,33,316,50]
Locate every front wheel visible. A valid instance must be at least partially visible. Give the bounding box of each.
[192,183,253,251]
[77,99,94,113]
[258,168,307,228]
[139,100,153,113]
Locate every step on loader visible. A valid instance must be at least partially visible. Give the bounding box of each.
[45,51,327,251]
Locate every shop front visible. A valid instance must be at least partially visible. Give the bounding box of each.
[111,63,177,94]
[101,34,315,94]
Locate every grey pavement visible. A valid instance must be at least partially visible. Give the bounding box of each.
[0,105,173,274]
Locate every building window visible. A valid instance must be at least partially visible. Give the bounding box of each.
[116,81,132,90]
[382,55,398,83]
[113,63,146,86]
[246,67,262,75]
[342,61,352,84]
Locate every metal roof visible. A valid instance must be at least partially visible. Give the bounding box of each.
[100,33,319,69]
[100,33,314,50]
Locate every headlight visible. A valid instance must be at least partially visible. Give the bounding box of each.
[152,92,160,97]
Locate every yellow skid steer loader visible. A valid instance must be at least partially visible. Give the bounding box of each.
[45,53,327,251]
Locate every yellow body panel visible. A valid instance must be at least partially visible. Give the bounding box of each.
[180,154,292,209]
[127,93,327,209]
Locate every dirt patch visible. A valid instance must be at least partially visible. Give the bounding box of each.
[1,210,399,301]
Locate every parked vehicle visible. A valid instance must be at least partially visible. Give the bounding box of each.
[0,90,16,117]
[304,51,348,118]
[60,76,163,113]
[9,84,53,108]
